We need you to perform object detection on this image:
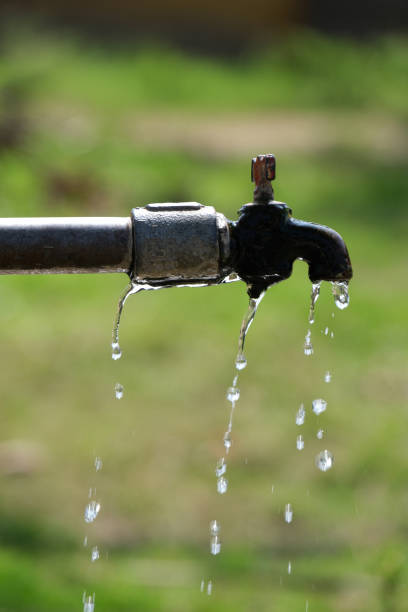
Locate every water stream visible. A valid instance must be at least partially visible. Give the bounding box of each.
[83,276,349,608]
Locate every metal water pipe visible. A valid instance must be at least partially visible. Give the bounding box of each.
[0,155,352,296]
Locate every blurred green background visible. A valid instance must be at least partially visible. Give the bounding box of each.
[0,7,408,612]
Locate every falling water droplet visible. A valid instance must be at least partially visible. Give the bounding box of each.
[215,457,226,477]
[288,561,292,575]
[304,329,313,356]
[332,281,350,310]
[296,435,304,450]
[324,371,332,383]
[324,327,329,336]
[210,536,221,555]
[111,342,122,361]
[308,282,321,324]
[235,353,247,370]
[207,581,213,595]
[84,501,101,523]
[115,383,124,400]
[223,431,232,451]
[94,456,103,471]
[284,503,293,523]
[296,404,306,426]
[91,546,100,562]
[316,449,334,471]
[83,593,95,612]
[226,386,240,403]
[200,580,205,593]
[83,536,88,547]
[312,398,327,415]
[317,428,324,439]
[330,331,334,339]
[217,476,228,494]
[210,520,220,536]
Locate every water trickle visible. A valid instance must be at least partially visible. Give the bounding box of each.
[316,449,334,472]
[304,329,313,356]
[296,404,306,426]
[226,386,240,403]
[215,457,227,477]
[324,371,332,383]
[83,593,95,612]
[317,429,324,440]
[312,398,327,415]
[91,546,100,562]
[217,476,228,495]
[308,282,321,324]
[94,456,103,472]
[84,501,101,524]
[284,503,293,523]
[114,383,124,400]
[332,281,350,310]
[296,434,304,450]
[288,561,292,575]
[223,430,232,452]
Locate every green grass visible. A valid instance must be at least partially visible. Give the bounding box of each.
[0,25,407,611]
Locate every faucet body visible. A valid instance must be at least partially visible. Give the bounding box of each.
[0,156,352,294]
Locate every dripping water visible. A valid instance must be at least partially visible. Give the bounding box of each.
[216,292,266,499]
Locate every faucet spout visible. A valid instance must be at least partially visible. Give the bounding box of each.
[229,155,352,298]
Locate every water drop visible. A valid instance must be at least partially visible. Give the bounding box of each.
[83,593,95,612]
[111,342,122,361]
[200,580,205,593]
[210,535,221,555]
[330,331,334,339]
[317,429,324,439]
[115,383,124,400]
[324,327,329,336]
[223,431,232,452]
[308,281,321,324]
[284,503,293,523]
[304,329,313,356]
[296,435,304,450]
[210,520,220,536]
[271,485,275,494]
[288,561,292,575]
[84,501,101,523]
[94,456,103,471]
[226,386,240,403]
[312,398,327,415]
[332,281,350,310]
[207,581,213,595]
[324,371,332,383]
[316,449,334,472]
[296,404,306,426]
[217,476,228,494]
[235,353,247,370]
[91,546,100,562]
[215,457,226,477]
[83,536,88,547]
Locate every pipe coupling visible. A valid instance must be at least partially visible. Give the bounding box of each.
[131,203,230,285]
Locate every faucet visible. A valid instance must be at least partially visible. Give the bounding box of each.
[0,155,352,295]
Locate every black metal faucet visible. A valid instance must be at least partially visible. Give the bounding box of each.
[229,155,353,298]
[0,154,352,297]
